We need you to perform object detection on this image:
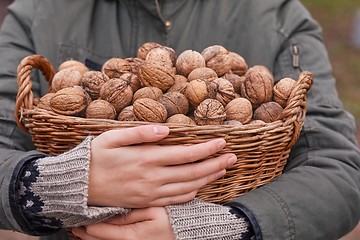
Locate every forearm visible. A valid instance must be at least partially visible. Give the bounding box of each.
[16,137,129,236]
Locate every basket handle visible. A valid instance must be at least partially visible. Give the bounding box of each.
[281,71,313,149]
[16,55,56,132]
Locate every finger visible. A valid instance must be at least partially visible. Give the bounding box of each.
[149,190,199,206]
[155,168,227,200]
[106,208,153,225]
[93,125,170,147]
[86,222,138,240]
[72,227,102,240]
[157,153,236,183]
[151,138,227,165]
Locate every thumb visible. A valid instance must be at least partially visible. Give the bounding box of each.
[93,125,170,147]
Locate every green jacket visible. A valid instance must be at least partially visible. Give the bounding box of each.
[0,0,359,239]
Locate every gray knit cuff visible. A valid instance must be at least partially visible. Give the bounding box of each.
[31,136,129,227]
[166,198,249,240]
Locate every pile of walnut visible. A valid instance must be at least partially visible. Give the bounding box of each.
[37,42,297,126]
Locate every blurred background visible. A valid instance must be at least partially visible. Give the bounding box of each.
[0,0,359,239]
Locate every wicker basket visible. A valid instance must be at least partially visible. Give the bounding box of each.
[16,55,313,205]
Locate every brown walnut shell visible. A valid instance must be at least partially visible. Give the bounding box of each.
[119,72,142,93]
[101,58,132,79]
[133,98,167,123]
[201,45,231,76]
[137,42,163,60]
[225,97,253,124]
[138,61,175,92]
[58,60,89,75]
[125,57,144,75]
[174,74,188,84]
[167,81,189,94]
[223,73,245,94]
[175,50,206,77]
[213,78,236,106]
[166,114,196,125]
[187,67,218,82]
[146,46,176,67]
[37,93,55,111]
[50,86,91,116]
[184,80,209,106]
[228,52,248,76]
[240,65,274,107]
[117,106,136,121]
[51,68,83,92]
[158,92,189,118]
[81,71,110,100]
[86,99,117,120]
[99,78,133,113]
[273,77,296,108]
[194,99,226,125]
[133,87,163,103]
[253,101,283,123]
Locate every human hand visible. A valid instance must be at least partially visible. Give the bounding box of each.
[87,125,236,208]
[72,207,174,240]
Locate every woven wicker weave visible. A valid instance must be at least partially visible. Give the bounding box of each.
[16,55,313,205]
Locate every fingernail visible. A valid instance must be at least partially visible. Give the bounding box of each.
[227,155,237,166]
[217,139,226,150]
[153,126,169,136]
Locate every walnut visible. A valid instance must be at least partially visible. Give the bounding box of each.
[137,42,163,60]
[50,86,91,116]
[273,77,297,108]
[58,60,89,75]
[86,99,117,120]
[138,60,175,92]
[240,65,274,107]
[99,78,133,113]
[37,93,55,111]
[194,99,226,125]
[253,101,283,123]
[119,72,142,92]
[174,74,188,84]
[101,58,132,79]
[213,78,236,106]
[133,98,167,123]
[248,119,266,126]
[201,45,231,76]
[184,80,208,106]
[167,81,189,94]
[125,57,144,75]
[133,86,163,103]
[224,97,253,124]
[175,50,206,77]
[51,68,83,92]
[228,52,248,76]
[159,92,189,117]
[146,46,176,67]
[223,73,245,94]
[223,120,243,126]
[166,114,196,125]
[187,67,218,82]
[81,71,110,100]
[117,105,136,121]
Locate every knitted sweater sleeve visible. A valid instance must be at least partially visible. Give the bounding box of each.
[16,136,129,235]
[166,198,253,240]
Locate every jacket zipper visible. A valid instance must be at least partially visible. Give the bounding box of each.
[292,44,300,68]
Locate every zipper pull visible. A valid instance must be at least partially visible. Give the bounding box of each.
[292,45,300,68]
